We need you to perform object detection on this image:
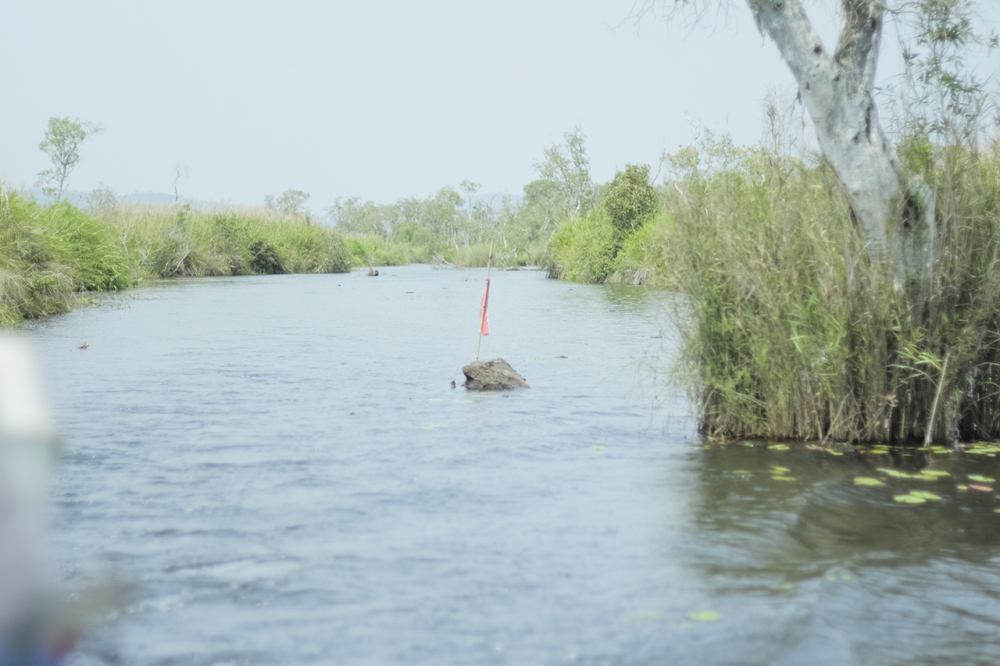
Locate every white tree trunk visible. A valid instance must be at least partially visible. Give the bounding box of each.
[747,0,933,278]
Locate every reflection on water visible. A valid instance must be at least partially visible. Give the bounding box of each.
[686,443,1000,664]
[23,266,1000,665]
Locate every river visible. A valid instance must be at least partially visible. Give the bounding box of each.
[25,266,1000,664]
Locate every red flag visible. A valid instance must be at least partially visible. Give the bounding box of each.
[479,277,491,336]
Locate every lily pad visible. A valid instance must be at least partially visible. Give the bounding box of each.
[917,469,950,480]
[969,483,994,493]
[768,444,790,451]
[770,465,791,474]
[771,475,796,482]
[966,443,1000,455]
[686,610,720,622]
[968,474,996,483]
[853,476,886,487]
[893,494,927,505]
[909,490,942,501]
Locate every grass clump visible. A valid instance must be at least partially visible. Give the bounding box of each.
[100,204,350,279]
[1,193,114,323]
[666,136,1000,443]
[0,194,351,325]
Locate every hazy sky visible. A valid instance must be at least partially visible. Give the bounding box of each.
[1,1,996,212]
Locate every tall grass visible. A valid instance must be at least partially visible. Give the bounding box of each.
[666,137,1000,443]
[344,234,434,267]
[343,233,542,269]
[0,195,351,325]
[606,213,674,287]
[101,204,350,279]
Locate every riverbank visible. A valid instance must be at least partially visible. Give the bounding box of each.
[541,137,1000,444]
[0,194,350,325]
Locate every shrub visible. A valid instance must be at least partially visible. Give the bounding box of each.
[545,211,617,283]
[602,164,658,236]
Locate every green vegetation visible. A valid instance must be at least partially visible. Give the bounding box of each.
[103,203,349,279]
[329,130,597,269]
[0,192,349,325]
[545,162,665,285]
[37,116,100,201]
[545,211,617,283]
[664,136,1000,443]
[330,187,543,268]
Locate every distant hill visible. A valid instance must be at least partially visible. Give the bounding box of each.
[16,188,233,210]
[119,191,183,205]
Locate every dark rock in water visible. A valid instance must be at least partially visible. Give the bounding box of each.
[462,358,529,391]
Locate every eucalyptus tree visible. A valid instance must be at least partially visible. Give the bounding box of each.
[37,116,100,201]
[328,197,389,236]
[266,189,311,217]
[644,1,980,284]
[535,128,597,218]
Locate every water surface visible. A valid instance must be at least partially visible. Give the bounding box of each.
[26,266,1000,664]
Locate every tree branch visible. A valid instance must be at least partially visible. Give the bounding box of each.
[748,0,832,85]
[834,0,885,91]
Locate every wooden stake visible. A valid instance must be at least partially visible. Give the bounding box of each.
[475,240,495,361]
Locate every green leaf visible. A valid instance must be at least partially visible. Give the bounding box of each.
[686,610,720,622]
[917,470,950,480]
[854,476,885,487]
[893,494,927,505]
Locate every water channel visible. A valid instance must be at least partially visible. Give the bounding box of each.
[25,266,1000,664]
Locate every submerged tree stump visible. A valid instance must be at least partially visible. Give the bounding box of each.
[462,358,528,391]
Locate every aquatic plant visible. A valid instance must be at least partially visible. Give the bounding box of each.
[666,136,1000,443]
